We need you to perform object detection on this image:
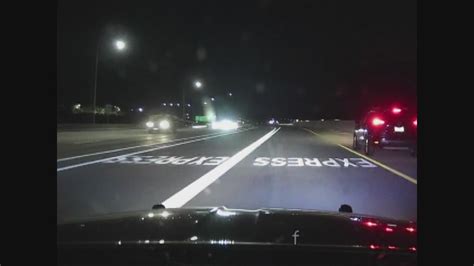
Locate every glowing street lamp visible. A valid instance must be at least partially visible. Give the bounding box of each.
[92,38,128,124]
[115,40,126,50]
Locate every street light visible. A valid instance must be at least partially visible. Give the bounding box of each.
[182,80,203,119]
[92,38,127,124]
[115,40,126,50]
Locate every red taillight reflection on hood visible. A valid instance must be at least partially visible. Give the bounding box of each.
[364,221,379,227]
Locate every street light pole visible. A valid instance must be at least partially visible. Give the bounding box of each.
[92,41,100,124]
[182,87,186,119]
[181,80,202,120]
[92,38,126,124]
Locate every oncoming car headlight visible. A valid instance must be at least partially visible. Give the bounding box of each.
[159,120,171,129]
[146,121,154,128]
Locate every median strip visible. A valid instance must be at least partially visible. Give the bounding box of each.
[57,128,252,172]
[162,127,281,208]
[303,128,417,185]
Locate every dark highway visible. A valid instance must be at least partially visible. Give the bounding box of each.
[57,122,417,223]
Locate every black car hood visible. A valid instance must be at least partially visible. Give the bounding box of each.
[58,206,416,253]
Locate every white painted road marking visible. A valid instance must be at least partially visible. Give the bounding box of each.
[58,130,244,162]
[101,155,377,168]
[102,155,230,166]
[73,139,103,144]
[57,129,250,172]
[252,157,377,168]
[161,127,281,208]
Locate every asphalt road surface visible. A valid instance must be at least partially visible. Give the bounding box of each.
[57,125,417,223]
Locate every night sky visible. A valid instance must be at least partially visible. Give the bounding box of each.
[58,0,416,120]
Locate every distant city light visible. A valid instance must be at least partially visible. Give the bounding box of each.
[176,103,180,107]
[228,92,232,96]
[195,81,202,88]
[138,107,143,112]
[163,103,166,106]
[203,101,208,105]
[211,97,215,101]
[187,104,191,107]
[169,103,173,107]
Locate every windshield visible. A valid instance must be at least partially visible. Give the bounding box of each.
[58,0,416,229]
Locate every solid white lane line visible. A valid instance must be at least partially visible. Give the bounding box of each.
[161,127,281,208]
[57,131,241,162]
[72,139,103,145]
[57,129,252,172]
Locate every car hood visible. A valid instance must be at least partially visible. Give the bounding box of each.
[58,206,416,253]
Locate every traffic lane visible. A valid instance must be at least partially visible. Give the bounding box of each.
[357,148,417,179]
[57,128,256,170]
[57,127,217,159]
[302,127,417,179]
[57,127,271,222]
[185,126,417,221]
[56,130,238,168]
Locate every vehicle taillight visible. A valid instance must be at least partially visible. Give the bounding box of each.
[392,107,402,114]
[406,227,416,233]
[369,244,380,250]
[413,119,417,127]
[371,117,385,126]
[384,227,394,232]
